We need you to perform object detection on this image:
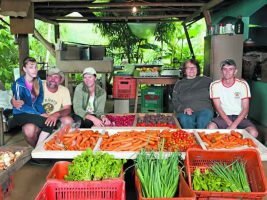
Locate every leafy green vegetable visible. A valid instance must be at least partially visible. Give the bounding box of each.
[65,149,126,181]
[193,160,251,193]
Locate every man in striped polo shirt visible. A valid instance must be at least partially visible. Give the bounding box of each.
[208,59,258,137]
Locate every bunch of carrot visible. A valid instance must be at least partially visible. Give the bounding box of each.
[100,130,160,151]
[198,130,257,149]
[44,128,104,151]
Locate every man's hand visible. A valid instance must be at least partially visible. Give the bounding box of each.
[184,108,194,115]
[45,113,60,127]
[227,123,237,129]
[11,97,24,109]
[102,116,111,126]
[41,113,49,118]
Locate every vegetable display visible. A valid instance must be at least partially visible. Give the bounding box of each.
[44,127,104,151]
[199,130,257,149]
[105,114,135,126]
[136,114,177,128]
[136,147,181,198]
[192,160,251,192]
[65,149,126,181]
[161,129,200,151]
[0,151,23,170]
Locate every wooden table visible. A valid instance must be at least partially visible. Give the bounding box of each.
[133,77,178,113]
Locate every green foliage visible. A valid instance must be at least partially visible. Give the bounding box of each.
[0,25,18,89]
[65,148,126,181]
[96,23,143,63]
[29,20,56,65]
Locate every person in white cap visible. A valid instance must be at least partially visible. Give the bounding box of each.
[12,67,73,147]
[73,67,111,127]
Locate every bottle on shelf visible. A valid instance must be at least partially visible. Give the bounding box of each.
[235,15,244,34]
[219,23,224,34]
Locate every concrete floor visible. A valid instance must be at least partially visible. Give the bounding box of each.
[2,98,267,200]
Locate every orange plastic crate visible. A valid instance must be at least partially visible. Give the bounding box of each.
[113,76,136,99]
[37,161,125,200]
[185,149,267,200]
[135,169,196,200]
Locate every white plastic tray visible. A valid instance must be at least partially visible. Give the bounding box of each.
[194,129,267,160]
[31,128,267,160]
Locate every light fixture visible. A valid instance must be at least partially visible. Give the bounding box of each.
[132,6,137,13]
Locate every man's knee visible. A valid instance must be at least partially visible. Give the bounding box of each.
[207,122,218,129]
[22,124,39,138]
[246,126,258,138]
[60,116,73,126]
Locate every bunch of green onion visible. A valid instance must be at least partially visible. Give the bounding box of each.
[211,160,251,192]
[136,145,181,198]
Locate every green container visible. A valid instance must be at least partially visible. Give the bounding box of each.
[141,87,163,111]
[141,107,163,113]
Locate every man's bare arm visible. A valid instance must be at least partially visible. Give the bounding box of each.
[229,98,249,129]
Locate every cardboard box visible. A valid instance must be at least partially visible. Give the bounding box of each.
[90,45,106,60]
[60,45,80,60]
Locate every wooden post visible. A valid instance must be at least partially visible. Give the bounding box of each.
[0,108,4,146]
[17,34,29,75]
[182,23,195,60]
[54,24,60,43]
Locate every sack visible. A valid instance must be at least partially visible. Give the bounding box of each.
[0,90,12,110]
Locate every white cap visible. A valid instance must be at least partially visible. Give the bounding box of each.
[83,67,96,76]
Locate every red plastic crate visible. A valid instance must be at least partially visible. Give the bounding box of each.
[39,161,125,200]
[113,76,136,99]
[35,179,125,200]
[185,149,267,200]
[135,169,195,200]
[0,176,14,200]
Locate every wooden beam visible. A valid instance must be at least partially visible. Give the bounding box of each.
[54,24,60,43]
[203,10,212,28]
[48,14,189,21]
[35,13,58,25]
[182,23,195,60]
[35,7,199,13]
[34,2,205,8]
[17,34,29,75]
[33,28,56,57]
[184,0,224,23]
[55,19,182,23]
[1,0,31,17]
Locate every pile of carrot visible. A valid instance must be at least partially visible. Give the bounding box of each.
[198,130,257,149]
[100,130,160,151]
[44,127,104,151]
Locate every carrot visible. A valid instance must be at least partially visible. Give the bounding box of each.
[231,131,242,138]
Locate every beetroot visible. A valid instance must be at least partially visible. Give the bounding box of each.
[105,114,135,127]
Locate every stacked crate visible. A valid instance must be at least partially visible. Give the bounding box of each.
[141,86,163,113]
[113,76,136,99]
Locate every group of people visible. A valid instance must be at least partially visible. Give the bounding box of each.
[172,58,258,137]
[11,57,111,147]
[11,56,258,148]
